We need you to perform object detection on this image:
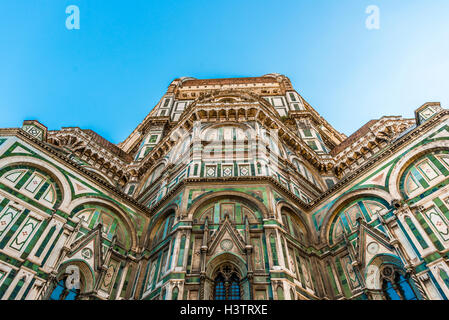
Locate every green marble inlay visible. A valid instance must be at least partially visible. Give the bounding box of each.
[404,216,429,249]
[326,263,340,296]
[335,258,352,298]
[415,211,444,251]
[35,225,56,258]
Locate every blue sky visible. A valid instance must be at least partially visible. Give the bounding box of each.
[0,0,448,143]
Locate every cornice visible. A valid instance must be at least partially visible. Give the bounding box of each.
[309,110,449,209]
[4,109,445,219]
[3,128,152,216]
[145,176,311,217]
[48,127,131,165]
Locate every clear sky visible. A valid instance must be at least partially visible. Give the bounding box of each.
[0,0,448,143]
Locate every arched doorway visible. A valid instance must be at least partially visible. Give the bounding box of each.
[213,264,241,300]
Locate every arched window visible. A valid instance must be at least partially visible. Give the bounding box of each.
[228,274,240,300]
[270,234,279,266]
[172,286,179,300]
[213,264,241,300]
[325,178,335,189]
[290,288,295,300]
[292,159,321,188]
[177,235,186,267]
[214,274,226,300]
[381,265,418,300]
[257,162,262,175]
[141,163,165,192]
[276,286,285,300]
[200,125,253,162]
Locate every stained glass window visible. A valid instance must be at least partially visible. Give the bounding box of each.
[214,274,226,300]
[381,267,418,300]
[213,265,241,300]
[228,274,240,300]
[49,279,79,300]
[383,279,401,300]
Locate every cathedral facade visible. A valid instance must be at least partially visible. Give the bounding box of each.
[0,74,448,300]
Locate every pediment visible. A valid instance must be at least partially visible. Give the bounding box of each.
[207,217,246,256]
[354,219,395,269]
[63,224,105,272]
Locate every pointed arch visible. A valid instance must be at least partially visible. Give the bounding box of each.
[206,252,248,282]
[203,252,250,300]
